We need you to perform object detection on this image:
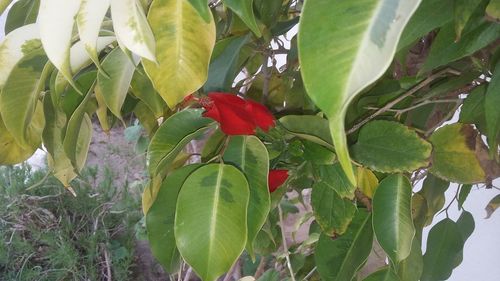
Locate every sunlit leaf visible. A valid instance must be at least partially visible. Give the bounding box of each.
[143,0,215,108]
[175,163,249,281]
[298,0,421,185]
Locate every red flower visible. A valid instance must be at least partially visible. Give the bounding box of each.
[202,92,275,135]
[268,169,289,193]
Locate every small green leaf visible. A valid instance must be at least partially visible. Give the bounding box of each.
[5,0,39,34]
[148,109,214,176]
[363,267,399,281]
[372,174,415,264]
[315,210,373,281]
[485,61,500,158]
[143,0,216,108]
[486,0,500,21]
[110,0,156,61]
[223,136,271,259]
[460,85,486,127]
[130,67,166,118]
[458,184,472,210]
[429,123,486,184]
[418,174,450,225]
[351,121,432,173]
[454,210,475,266]
[298,0,421,185]
[311,181,357,236]
[485,194,500,219]
[147,164,201,273]
[175,163,250,281]
[224,0,261,37]
[316,164,356,200]
[279,115,333,149]
[454,0,483,41]
[187,0,212,23]
[97,48,138,120]
[421,218,465,281]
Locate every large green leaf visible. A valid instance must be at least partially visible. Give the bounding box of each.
[454,210,475,266]
[421,21,500,73]
[397,239,423,281]
[315,210,373,281]
[0,49,48,148]
[38,0,81,83]
[429,123,486,184]
[175,163,250,281]
[363,268,399,281]
[316,164,356,199]
[76,0,111,68]
[130,67,165,118]
[298,0,421,185]
[223,136,270,258]
[372,174,415,264]
[204,35,250,92]
[110,0,155,61]
[351,121,432,173]
[148,109,214,176]
[311,181,357,236]
[97,48,138,119]
[5,0,39,34]
[485,61,500,158]
[454,0,483,41]
[279,115,333,149]
[398,0,453,50]
[224,0,261,37]
[0,23,40,89]
[421,218,465,281]
[143,0,216,108]
[147,164,201,273]
[417,174,450,225]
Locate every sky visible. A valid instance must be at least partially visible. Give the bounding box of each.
[1,5,500,281]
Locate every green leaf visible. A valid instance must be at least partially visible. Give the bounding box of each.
[148,109,214,176]
[175,163,250,281]
[421,21,500,73]
[398,0,453,50]
[224,0,261,37]
[223,136,271,259]
[351,120,432,173]
[279,115,333,149]
[204,35,250,92]
[5,0,39,34]
[97,48,138,120]
[485,194,500,219]
[429,123,486,184]
[94,84,111,133]
[418,174,450,225]
[110,0,156,61]
[458,184,472,210]
[187,0,212,23]
[460,85,486,127]
[398,239,423,281]
[130,67,165,118]
[0,0,13,15]
[454,210,475,266]
[143,0,216,108]
[38,0,81,83]
[76,0,111,68]
[454,0,483,41]
[0,49,48,148]
[0,24,40,89]
[298,0,421,185]
[311,181,357,236]
[147,164,201,273]
[0,113,39,165]
[316,164,356,199]
[372,174,415,264]
[356,167,379,199]
[302,141,336,165]
[485,61,500,158]
[363,268,399,281]
[486,0,500,21]
[315,210,373,281]
[421,218,464,281]
[256,269,280,281]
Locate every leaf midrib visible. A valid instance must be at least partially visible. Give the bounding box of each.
[207,164,224,276]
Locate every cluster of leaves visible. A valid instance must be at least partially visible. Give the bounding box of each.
[0,165,142,280]
[0,0,500,281]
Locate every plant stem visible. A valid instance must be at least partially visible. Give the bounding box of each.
[278,204,296,281]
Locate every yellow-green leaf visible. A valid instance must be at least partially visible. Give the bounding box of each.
[298,0,421,185]
[0,0,13,15]
[0,114,39,165]
[486,0,500,21]
[110,0,156,61]
[429,123,486,184]
[453,0,482,41]
[357,167,378,199]
[143,0,216,108]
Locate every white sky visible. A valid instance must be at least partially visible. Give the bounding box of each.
[1,6,500,281]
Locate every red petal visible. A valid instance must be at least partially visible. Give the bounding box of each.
[246,99,276,132]
[268,169,289,193]
[206,92,256,135]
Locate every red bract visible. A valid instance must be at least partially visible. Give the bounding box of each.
[268,169,289,193]
[202,92,275,135]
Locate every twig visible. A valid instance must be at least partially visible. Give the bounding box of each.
[424,101,461,137]
[254,257,267,279]
[261,54,272,104]
[347,68,460,135]
[102,244,112,281]
[278,204,296,281]
[303,266,317,280]
[183,267,193,281]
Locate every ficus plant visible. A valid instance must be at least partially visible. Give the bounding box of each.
[1,0,500,280]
